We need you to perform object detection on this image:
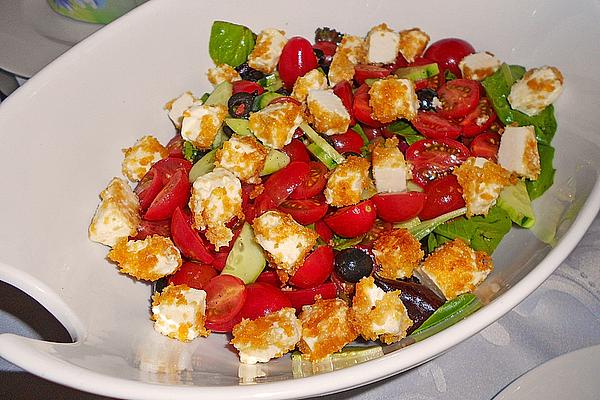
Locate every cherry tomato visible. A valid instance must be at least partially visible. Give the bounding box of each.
[458,97,497,137]
[314,219,333,243]
[278,37,319,90]
[278,198,328,225]
[408,58,445,90]
[132,218,171,240]
[168,261,218,290]
[406,138,471,187]
[204,316,240,333]
[289,161,328,200]
[145,169,190,220]
[361,125,384,141]
[204,275,247,324]
[388,52,409,71]
[419,174,465,220]
[353,85,383,128]
[324,200,377,238]
[211,251,229,272]
[289,246,334,289]
[283,282,337,312]
[470,132,501,162]
[255,161,310,215]
[268,96,302,107]
[313,41,337,67]
[332,80,355,126]
[239,282,292,320]
[412,112,461,140]
[353,64,391,86]
[232,80,264,95]
[437,79,480,119]
[135,168,163,212]
[329,129,365,155]
[170,207,214,264]
[282,139,310,163]
[255,270,281,287]
[372,192,427,223]
[152,157,193,185]
[165,135,184,158]
[424,38,475,78]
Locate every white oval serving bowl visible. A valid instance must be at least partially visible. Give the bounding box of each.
[1,0,599,398]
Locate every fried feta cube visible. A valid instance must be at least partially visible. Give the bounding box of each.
[415,238,493,300]
[207,63,241,86]
[231,308,301,364]
[508,66,564,116]
[189,167,243,250]
[351,277,413,344]
[89,177,140,247]
[328,35,366,85]
[247,28,287,74]
[371,137,410,193]
[497,125,540,180]
[215,135,269,184]
[366,23,400,65]
[369,77,419,123]
[298,298,358,361]
[373,228,424,279]
[398,28,430,63]
[121,135,168,182]
[165,91,200,129]
[151,284,209,341]
[248,101,304,149]
[459,52,502,81]
[291,69,328,103]
[108,235,182,281]
[306,89,350,135]
[252,211,318,275]
[181,104,228,149]
[454,157,515,217]
[324,156,373,207]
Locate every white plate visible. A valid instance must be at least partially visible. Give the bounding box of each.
[0,0,599,399]
[493,344,600,400]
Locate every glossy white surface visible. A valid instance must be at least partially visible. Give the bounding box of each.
[0,0,599,398]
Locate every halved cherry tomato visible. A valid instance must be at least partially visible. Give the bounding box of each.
[437,79,480,119]
[324,199,377,238]
[239,282,291,320]
[268,96,302,107]
[145,169,190,220]
[353,85,383,128]
[204,275,247,324]
[255,161,310,215]
[470,132,501,162]
[406,138,471,187]
[329,129,364,155]
[289,246,334,289]
[283,282,337,312]
[372,192,427,223]
[211,251,229,272]
[152,157,193,185]
[204,316,240,333]
[412,112,461,140]
[314,219,333,243]
[165,135,184,158]
[278,37,319,90]
[419,174,465,220]
[279,198,328,225]
[232,80,264,95]
[168,261,218,290]
[332,80,355,126]
[282,139,310,163]
[459,97,497,137]
[289,161,328,200]
[353,64,390,86]
[424,38,475,78]
[133,218,171,240]
[135,168,163,212]
[170,207,214,264]
[255,270,281,287]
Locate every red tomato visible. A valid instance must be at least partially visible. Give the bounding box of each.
[135,168,163,212]
[406,138,471,187]
[372,192,427,223]
[353,64,391,85]
[165,135,184,158]
[332,80,355,126]
[268,96,302,107]
[314,219,333,243]
[145,169,190,220]
[133,218,171,240]
[170,207,214,264]
[239,282,292,320]
[329,129,365,155]
[168,262,218,290]
[282,139,310,163]
[255,161,310,215]
[353,87,383,128]
[232,80,264,95]
[278,37,319,90]
[424,38,475,78]
[278,198,328,225]
[290,246,334,289]
[459,97,497,137]
[283,282,337,312]
[408,58,445,90]
[289,161,328,200]
[361,125,384,141]
[152,157,193,185]
[419,174,465,220]
[324,200,377,238]
[204,317,240,333]
[470,132,501,162]
[388,52,409,71]
[412,112,461,140]
[255,270,281,286]
[313,41,337,66]
[204,275,247,324]
[211,251,229,272]
[437,79,480,119]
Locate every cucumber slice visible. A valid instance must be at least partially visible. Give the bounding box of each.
[211,127,228,149]
[221,223,266,284]
[306,142,337,170]
[204,81,233,106]
[497,180,536,228]
[300,122,345,166]
[260,149,290,176]
[188,148,217,182]
[224,118,252,136]
[395,63,439,81]
[291,345,383,378]
[259,73,284,92]
[256,92,284,109]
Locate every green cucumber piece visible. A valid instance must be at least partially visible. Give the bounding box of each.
[497,180,536,228]
[221,223,266,284]
[300,122,345,165]
[204,81,233,106]
[260,149,290,176]
[291,345,383,378]
[306,142,337,170]
[258,73,284,92]
[257,92,284,109]
[394,63,439,81]
[224,118,252,136]
[188,148,217,182]
[211,127,228,149]
[406,181,424,192]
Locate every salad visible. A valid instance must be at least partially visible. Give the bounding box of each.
[88,20,564,368]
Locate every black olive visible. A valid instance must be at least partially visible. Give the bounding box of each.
[275,87,290,96]
[152,277,169,294]
[228,92,255,118]
[222,124,235,136]
[416,88,439,111]
[334,248,374,283]
[313,48,331,75]
[235,62,265,82]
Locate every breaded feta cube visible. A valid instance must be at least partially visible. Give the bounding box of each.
[151,284,209,341]
[497,125,540,180]
[371,137,410,193]
[372,228,424,279]
[291,69,328,103]
[324,156,373,207]
[415,238,493,300]
[165,91,200,129]
[248,101,304,149]
[189,167,243,250]
[369,77,419,123]
[366,23,400,65]
[298,298,358,361]
[108,235,182,281]
[252,211,318,275]
[454,157,515,217]
[398,28,430,63]
[121,135,168,182]
[247,28,287,74]
[459,52,502,81]
[508,66,564,116]
[231,308,301,364]
[351,276,413,344]
[215,135,269,184]
[181,104,228,149]
[306,89,351,135]
[207,63,241,86]
[89,177,140,247]
[328,35,366,85]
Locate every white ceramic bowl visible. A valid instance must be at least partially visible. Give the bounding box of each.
[1,0,599,398]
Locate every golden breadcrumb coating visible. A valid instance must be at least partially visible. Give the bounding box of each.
[324,156,373,207]
[249,102,304,149]
[207,64,241,86]
[328,35,366,85]
[398,28,429,63]
[369,77,418,123]
[291,69,327,103]
[373,228,424,279]
[215,135,269,184]
[151,284,209,341]
[121,135,168,182]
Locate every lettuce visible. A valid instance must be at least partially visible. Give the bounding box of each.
[209,21,255,67]
[526,144,555,200]
[386,120,425,145]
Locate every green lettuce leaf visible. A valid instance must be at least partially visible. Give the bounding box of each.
[209,21,255,67]
[526,143,555,200]
[386,120,425,145]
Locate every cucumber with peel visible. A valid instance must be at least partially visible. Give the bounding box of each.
[300,122,345,166]
[224,118,252,136]
[221,223,266,284]
[188,148,217,182]
[260,149,290,176]
[204,81,233,106]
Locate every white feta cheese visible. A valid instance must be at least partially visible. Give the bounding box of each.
[328,35,366,85]
[181,104,228,149]
[151,284,208,341]
[121,135,168,182]
[398,28,430,63]
[497,125,541,179]
[165,92,198,129]
[291,69,328,103]
[371,137,410,193]
[247,29,287,74]
[366,23,400,64]
[306,89,350,135]
[324,156,373,207]
[459,52,502,81]
[215,135,269,183]
[369,78,419,123]
[248,101,304,149]
[508,66,564,116]
[207,64,241,86]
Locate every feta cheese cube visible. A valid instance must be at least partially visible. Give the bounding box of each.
[497,125,540,179]
[459,52,502,81]
[398,28,430,63]
[508,66,564,116]
[306,89,350,135]
[248,102,304,149]
[207,64,241,86]
[371,137,410,193]
[247,29,287,74]
[165,91,199,129]
[181,104,228,149]
[89,177,140,247]
[291,69,328,103]
[369,77,418,123]
[121,135,168,182]
[366,23,400,65]
[324,156,373,207]
[215,135,269,184]
[372,228,424,280]
[328,35,366,86]
[151,284,209,341]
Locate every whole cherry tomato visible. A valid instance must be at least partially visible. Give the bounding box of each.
[278,37,318,90]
